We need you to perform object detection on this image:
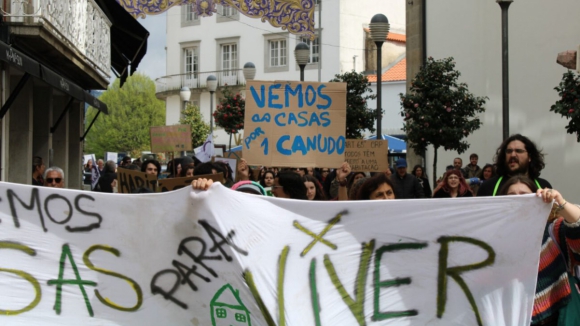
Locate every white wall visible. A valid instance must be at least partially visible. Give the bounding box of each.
[424,0,580,201]
[365,81,406,137]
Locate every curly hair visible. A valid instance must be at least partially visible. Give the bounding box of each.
[494,134,545,179]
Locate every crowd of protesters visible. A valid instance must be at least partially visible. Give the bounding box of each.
[29,133,580,325]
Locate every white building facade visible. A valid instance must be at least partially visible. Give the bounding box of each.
[157,0,406,147]
[419,0,580,201]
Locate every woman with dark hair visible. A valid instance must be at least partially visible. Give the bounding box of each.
[260,170,275,188]
[433,170,473,198]
[32,156,45,186]
[181,163,195,177]
[303,174,326,200]
[499,175,580,325]
[412,165,432,198]
[478,163,496,183]
[346,172,366,192]
[356,173,396,200]
[272,171,307,199]
[94,160,117,193]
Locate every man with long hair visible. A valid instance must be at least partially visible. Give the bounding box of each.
[477,134,551,196]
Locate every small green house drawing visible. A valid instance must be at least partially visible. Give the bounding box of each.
[210,284,252,326]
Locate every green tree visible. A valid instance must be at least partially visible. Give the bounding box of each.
[214,87,245,149]
[400,57,487,185]
[85,73,165,158]
[550,71,580,142]
[179,103,210,148]
[330,71,377,139]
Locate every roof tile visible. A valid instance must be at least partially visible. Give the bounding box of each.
[367,58,406,83]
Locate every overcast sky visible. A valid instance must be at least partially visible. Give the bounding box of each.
[135,13,167,81]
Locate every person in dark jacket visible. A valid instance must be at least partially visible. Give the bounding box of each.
[94,160,117,193]
[390,159,424,199]
[477,134,551,196]
[411,164,432,198]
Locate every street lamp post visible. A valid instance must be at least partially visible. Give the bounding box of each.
[179,87,191,157]
[179,86,191,117]
[497,0,513,140]
[206,75,218,135]
[294,42,310,81]
[243,62,256,82]
[369,14,390,140]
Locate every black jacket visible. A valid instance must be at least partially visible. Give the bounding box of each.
[390,173,425,199]
[477,175,552,196]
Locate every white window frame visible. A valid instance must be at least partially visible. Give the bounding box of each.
[216,4,239,23]
[183,47,198,78]
[269,39,287,67]
[216,37,240,83]
[263,33,289,73]
[181,3,200,27]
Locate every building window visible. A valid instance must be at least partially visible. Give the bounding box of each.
[269,39,287,67]
[216,4,239,22]
[300,36,319,64]
[216,37,240,85]
[183,47,198,78]
[221,43,237,73]
[263,33,289,73]
[181,3,200,26]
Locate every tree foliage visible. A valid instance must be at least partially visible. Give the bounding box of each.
[179,103,210,148]
[400,57,487,184]
[214,87,245,135]
[85,73,166,158]
[550,71,580,142]
[330,71,377,139]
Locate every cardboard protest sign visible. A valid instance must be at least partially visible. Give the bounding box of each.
[157,173,224,192]
[243,80,347,168]
[345,139,389,172]
[117,168,157,193]
[0,182,551,325]
[150,125,192,152]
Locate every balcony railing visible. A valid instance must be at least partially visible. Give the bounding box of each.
[155,69,246,94]
[2,0,112,79]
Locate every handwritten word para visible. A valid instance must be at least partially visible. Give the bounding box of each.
[150,220,249,309]
[250,84,332,110]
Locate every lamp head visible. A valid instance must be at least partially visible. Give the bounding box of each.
[369,14,390,43]
[179,87,191,102]
[294,42,310,66]
[206,75,218,92]
[243,62,256,81]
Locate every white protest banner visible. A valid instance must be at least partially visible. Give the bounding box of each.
[243,80,347,168]
[195,133,215,163]
[0,182,550,325]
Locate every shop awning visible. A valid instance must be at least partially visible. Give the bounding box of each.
[0,41,108,119]
[95,0,149,86]
[0,41,40,78]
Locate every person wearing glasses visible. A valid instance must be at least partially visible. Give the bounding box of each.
[477,134,551,196]
[44,167,65,188]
